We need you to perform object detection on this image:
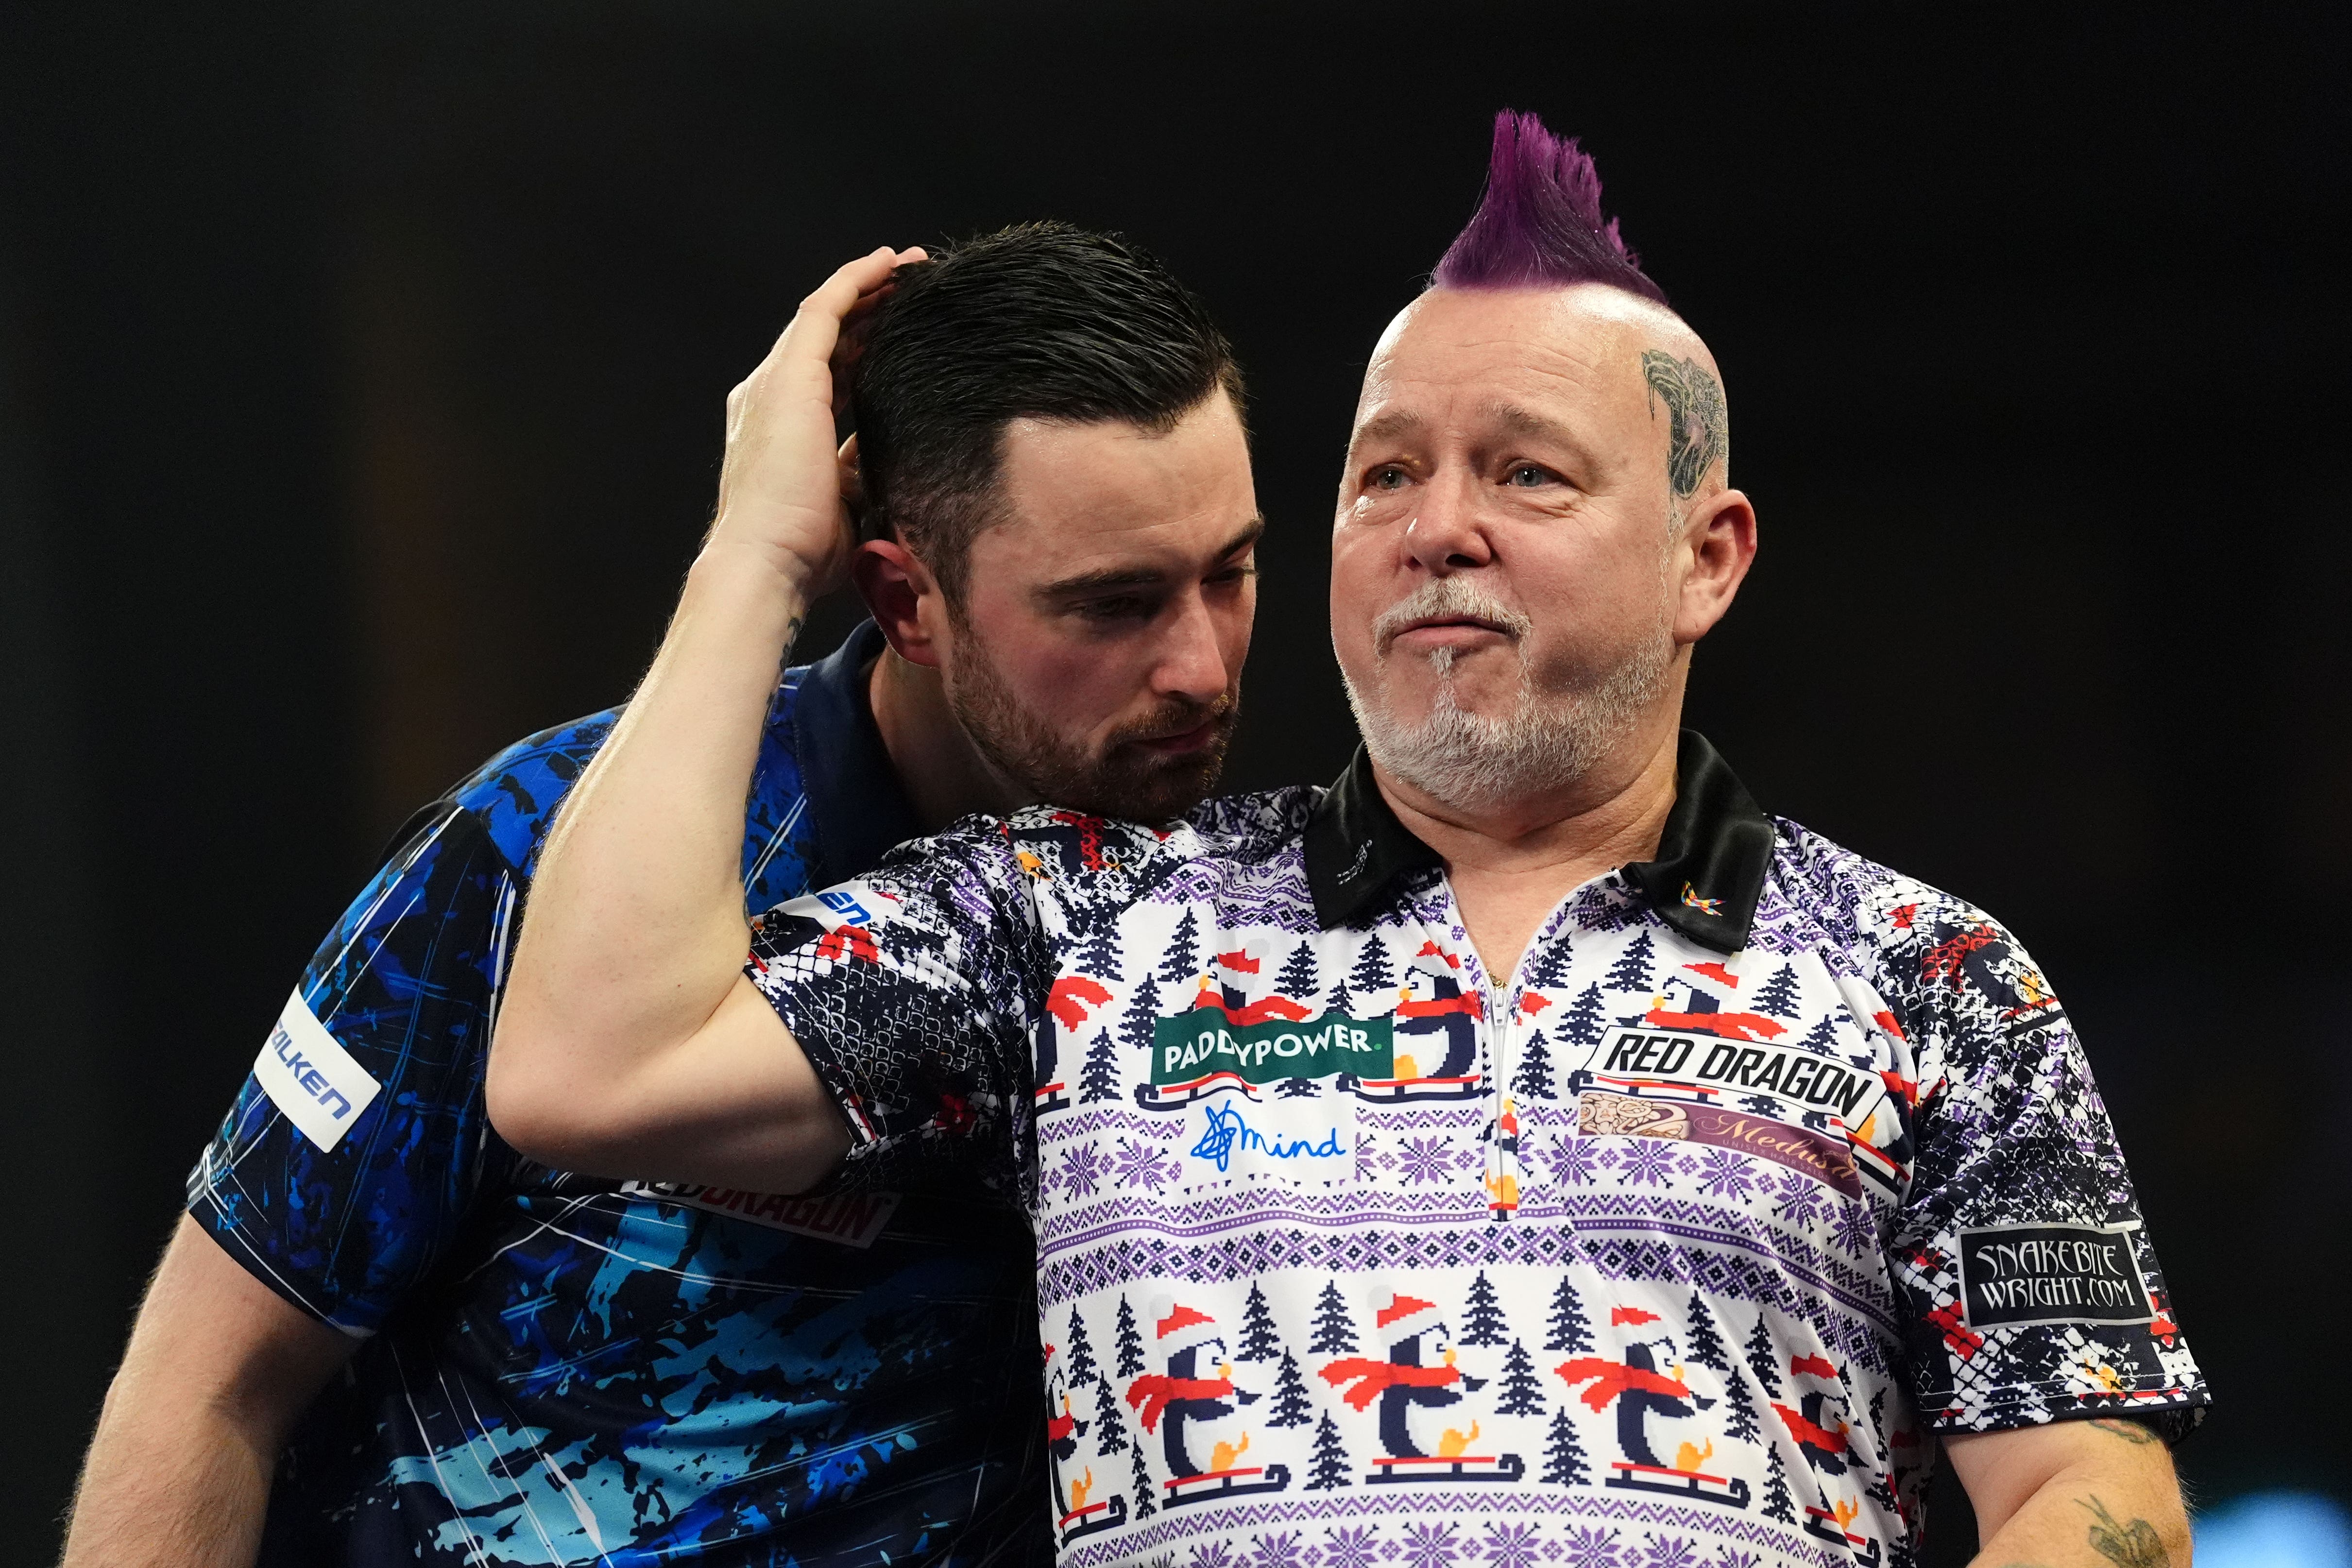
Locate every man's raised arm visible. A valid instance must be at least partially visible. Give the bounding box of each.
[487,246,922,1193]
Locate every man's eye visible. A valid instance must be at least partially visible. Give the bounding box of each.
[1076,597,1152,622]
[1506,464,1552,488]
[1368,465,1410,491]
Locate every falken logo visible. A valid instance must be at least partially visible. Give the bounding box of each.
[253,990,383,1152]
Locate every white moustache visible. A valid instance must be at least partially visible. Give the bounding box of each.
[1371,579,1533,656]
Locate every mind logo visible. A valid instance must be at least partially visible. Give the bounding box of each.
[1180,1096,1354,1187]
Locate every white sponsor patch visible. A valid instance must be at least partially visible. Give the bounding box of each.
[769,881,899,933]
[619,1180,902,1247]
[254,990,383,1152]
[1178,1089,1355,1188]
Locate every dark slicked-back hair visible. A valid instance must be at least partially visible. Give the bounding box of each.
[1432,110,1668,306]
[851,221,1244,603]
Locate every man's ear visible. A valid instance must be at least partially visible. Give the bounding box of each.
[837,433,866,532]
[851,538,946,669]
[1671,486,1758,647]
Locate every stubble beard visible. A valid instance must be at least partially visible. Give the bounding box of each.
[943,617,1238,824]
[1341,577,1676,816]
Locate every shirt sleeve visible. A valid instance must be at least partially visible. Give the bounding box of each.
[186,804,517,1334]
[744,829,1044,1203]
[1883,907,2209,1440]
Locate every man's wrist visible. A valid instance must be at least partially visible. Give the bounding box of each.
[685,534,819,632]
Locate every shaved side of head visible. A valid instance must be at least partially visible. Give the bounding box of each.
[1428,114,1732,514]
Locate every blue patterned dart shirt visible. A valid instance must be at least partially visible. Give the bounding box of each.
[188,620,1047,1568]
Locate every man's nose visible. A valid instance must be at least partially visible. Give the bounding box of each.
[1401,473,1493,576]
[1152,593,1230,704]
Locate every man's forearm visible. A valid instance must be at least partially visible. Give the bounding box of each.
[488,246,912,1168]
[493,545,811,1135]
[61,1380,278,1568]
[1959,1419,2188,1568]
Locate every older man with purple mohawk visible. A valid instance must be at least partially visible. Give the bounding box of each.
[493,112,2206,1568]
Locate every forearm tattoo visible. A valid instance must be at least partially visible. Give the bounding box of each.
[2085,1418,2160,1446]
[2081,1495,2171,1568]
[1639,350,1729,497]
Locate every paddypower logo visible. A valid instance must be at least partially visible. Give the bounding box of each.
[1151,1011,1392,1086]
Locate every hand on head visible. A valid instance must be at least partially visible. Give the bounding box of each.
[708,245,928,597]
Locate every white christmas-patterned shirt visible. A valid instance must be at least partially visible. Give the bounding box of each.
[745,733,2206,1568]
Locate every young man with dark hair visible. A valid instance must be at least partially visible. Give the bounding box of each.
[495,116,2206,1568]
[62,223,1258,1568]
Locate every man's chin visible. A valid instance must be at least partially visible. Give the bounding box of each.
[1064,728,1233,823]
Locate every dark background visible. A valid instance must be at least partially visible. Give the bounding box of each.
[3,2,2345,1563]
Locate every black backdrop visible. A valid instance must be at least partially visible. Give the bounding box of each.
[4,3,2346,1562]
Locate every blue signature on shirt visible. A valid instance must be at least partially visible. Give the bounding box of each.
[1190,1103,1347,1173]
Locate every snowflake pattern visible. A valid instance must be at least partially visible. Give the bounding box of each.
[1615,1138,1682,1188]
[1191,1542,1243,1568]
[1771,1168,1828,1229]
[1400,1521,1462,1568]
[1111,1136,1182,1192]
[1691,1148,1759,1202]
[1707,1551,1761,1568]
[1255,1531,1311,1568]
[1483,1519,1544,1568]
[1324,1526,1381,1568]
[1543,1134,1604,1188]
[1560,1525,1624,1568]
[1640,1536,1699,1568]
[1055,1140,1112,1202]
[1831,1198,1879,1256]
[1397,1134,1461,1186]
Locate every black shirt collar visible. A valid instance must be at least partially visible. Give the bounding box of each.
[1302,730,1775,954]
[790,619,925,889]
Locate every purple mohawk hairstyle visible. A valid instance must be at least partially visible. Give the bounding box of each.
[1432,110,1667,306]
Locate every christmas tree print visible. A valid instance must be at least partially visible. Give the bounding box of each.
[1308,1280,1358,1355]
[1511,1028,1556,1100]
[1540,1407,1591,1486]
[1159,909,1202,987]
[1545,1277,1595,1354]
[1795,1014,1842,1056]
[1076,921,1121,982]
[1078,1028,1123,1105]
[1304,1413,1353,1491]
[1346,933,1393,1004]
[1065,1307,1100,1385]
[1461,1271,1507,1347]
[1238,1282,1280,1362]
[1267,1349,1313,1429]
[1603,930,1656,993]
[1128,1435,1158,1518]
[1742,1313,1783,1398]
[1276,1074,1321,1099]
[1721,1362,1762,1444]
[1558,984,1607,1049]
[1683,1292,1731,1373]
[1118,973,1163,1057]
[1274,940,1322,1008]
[1092,1365,1128,1455]
[1496,1339,1545,1416]
[1759,1441,1796,1523]
[1114,1295,1144,1379]
[1752,962,1801,1019]
[1525,936,1576,989]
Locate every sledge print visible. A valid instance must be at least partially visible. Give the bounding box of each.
[1125,1302,1293,1508]
[748,738,2208,1566]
